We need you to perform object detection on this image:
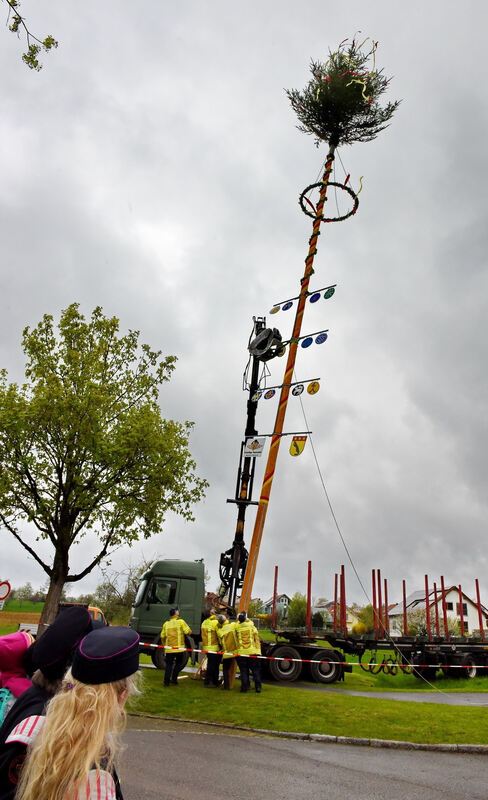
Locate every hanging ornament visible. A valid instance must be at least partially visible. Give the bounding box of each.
[264,389,276,400]
[307,381,320,395]
[309,292,321,303]
[315,332,328,344]
[269,306,280,314]
[323,287,335,299]
[276,345,287,357]
[282,301,293,311]
[290,435,307,456]
[301,337,313,348]
[252,390,262,402]
[292,384,304,396]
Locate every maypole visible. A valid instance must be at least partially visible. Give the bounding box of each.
[239,38,399,611]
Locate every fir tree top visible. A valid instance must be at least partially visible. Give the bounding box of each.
[286,38,400,148]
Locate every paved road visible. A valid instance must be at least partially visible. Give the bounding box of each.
[120,718,488,800]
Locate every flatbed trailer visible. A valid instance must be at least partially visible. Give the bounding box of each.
[262,628,488,683]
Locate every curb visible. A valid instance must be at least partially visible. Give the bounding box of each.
[128,713,488,754]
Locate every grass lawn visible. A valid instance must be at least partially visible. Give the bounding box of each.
[130,668,488,745]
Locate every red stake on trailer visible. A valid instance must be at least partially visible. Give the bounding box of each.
[271,565,278,629]
[372,569,378,640]
[458,585,465,636]
[440,575,450,643]
[475,579,486,643]
[333,573,338,633]
[306,561,312,636]
[424,575,432,642]
[384,577,389,635]
[402,579,408,635]
[340,565,347,638]
[377,569,383,637]
[433,582,440,636]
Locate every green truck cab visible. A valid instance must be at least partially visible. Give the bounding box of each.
[129,559,205,668]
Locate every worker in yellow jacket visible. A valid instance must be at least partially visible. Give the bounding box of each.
[201,609,221,687]
[217,613,238,690]
[236,611,262,693]
[160,607,191,686]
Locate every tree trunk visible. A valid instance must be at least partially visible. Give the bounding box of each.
[39,551,69,626]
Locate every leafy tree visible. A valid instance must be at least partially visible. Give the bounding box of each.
[407,608,460,637]
[355,604,375,633]
[92,560,153,624]
[0,304,208,624]
[248,598,264,618]
[286,592,307,628]
[3,0,57,70]
[14,581,33,606]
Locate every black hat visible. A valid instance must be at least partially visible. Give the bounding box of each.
[72,626,140,685]
[238,611,247,623]
[29,606,93,680]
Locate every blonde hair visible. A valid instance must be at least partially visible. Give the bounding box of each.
[17,668,139,800]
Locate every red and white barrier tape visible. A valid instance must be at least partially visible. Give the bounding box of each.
[140,642,488,670]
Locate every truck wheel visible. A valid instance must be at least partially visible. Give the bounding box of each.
[151,648,166,670]
[309,649,342,683]
[460,654,477,679]
[413,666,437,681]
[269,645,302,682]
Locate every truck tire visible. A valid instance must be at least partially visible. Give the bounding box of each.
[460,654,477,679]
[151,649,189,671]
[309,649,342,683]
[413,666,437,681]
[269,645,302,682]
[151,647,166,670]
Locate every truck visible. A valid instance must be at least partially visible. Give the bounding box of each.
[129,558,352,681]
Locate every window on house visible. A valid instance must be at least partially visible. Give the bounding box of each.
[456,603,468,617]
[446,602,453,610]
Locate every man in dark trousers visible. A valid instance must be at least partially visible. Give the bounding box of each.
[160,607,191,686]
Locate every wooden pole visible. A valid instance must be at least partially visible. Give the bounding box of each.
[433,581,440,636]
[333,572,338,633]
[239,146,337,611]
[458,585,465,636]
[384,577,389,635]
[372,569,378,640]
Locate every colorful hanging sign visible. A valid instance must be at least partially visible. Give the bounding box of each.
[244,437,266,458]
[301,337,313,348]
[264,389,276,400]
[307,381,320,395]
[315,332,328,344]
[276,345,287,357]
[292,384,304,396]
[270,285,336,314]
[251,390,263,402]
[290,436,307,456]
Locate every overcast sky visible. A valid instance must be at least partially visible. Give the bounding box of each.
[1,1,487,610]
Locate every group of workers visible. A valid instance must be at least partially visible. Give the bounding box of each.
[160,607,262,692]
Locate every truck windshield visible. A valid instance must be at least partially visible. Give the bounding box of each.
[133,579,148,607]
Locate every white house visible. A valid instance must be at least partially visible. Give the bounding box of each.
[388,587,488,635]
[263,593,291,616]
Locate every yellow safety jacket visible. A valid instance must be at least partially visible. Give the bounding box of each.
[236,619,261,656]
[201,615,220,652]
[217,620,238,659]
[160,617,191,653]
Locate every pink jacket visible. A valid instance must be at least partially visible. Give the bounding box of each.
[0,631,33,697]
